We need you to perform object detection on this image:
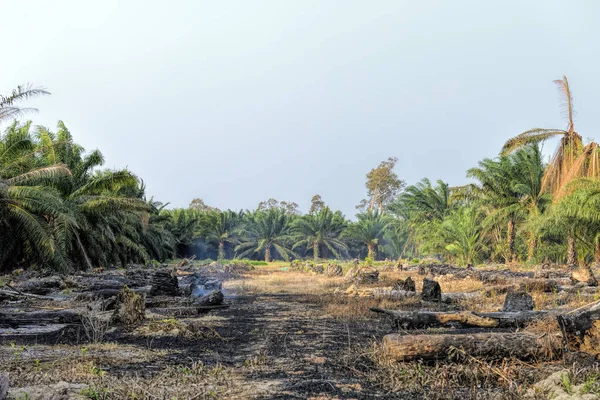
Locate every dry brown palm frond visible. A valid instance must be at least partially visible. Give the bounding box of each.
[558,142,600,198]
[500,128,565,155]
[539,133,583,196]
[553,75,575,132]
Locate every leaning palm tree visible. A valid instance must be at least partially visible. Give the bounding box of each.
[236,209,297,262]
[292,207,348,260]
[501,76,583,197]
[343,211,391,260]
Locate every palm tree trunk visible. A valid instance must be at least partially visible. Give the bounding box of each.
[367,243,376,260]
[506,220,515,263]
[567,236,577,265]
[265,244,271,263]
[313,240,320,261]
[218,241,225,260]
[527,236,537,262]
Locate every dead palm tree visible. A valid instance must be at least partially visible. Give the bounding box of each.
[501,76,583,198]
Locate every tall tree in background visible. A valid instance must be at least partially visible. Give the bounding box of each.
[357,157,405,213]
[257,198,300,215]
[189,198,219,212]
[309,194,325,214]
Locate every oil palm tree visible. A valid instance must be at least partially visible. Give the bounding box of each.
[201,209,243,260]
[292,207,348,260]
[236,209,297,262]
[442,206,486,265]
[343,211,391,260]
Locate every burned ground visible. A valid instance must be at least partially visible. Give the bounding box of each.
[2,264,600,399]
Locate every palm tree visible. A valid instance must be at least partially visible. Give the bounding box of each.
[501,76,583,197]
[343,211,391,260]
[292,207,348,260]
[442,206,486,265]
[391,178,452,258]
[468,155,524,262]
[236,209,297,262]
[201,210,243,260]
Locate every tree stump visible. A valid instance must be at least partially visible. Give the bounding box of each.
[557,301,600,357]
[421,278,441,302]
[503,290,534,312]
[357,267,379,284]
[149,270,179,296]
[326,263,343,277]
[393,276,416,292]
[113,286,146,327]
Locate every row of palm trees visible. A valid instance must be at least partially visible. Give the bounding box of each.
[164,206,390,262]
[4,76,600,270]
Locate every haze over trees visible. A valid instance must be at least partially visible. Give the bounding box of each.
[3,76,600,270]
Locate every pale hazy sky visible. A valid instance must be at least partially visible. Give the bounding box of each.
[2,1,599,216]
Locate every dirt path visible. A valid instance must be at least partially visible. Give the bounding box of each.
[196,292,397,399]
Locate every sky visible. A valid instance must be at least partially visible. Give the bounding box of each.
[2,1,600,217]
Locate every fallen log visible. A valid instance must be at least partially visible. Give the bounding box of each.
[557,300,600,357]
[195,290,224,307]
[383,331,562,361]
[0,309,82,327]
[0,324,70,344]
[371,308,550,329]
[0,289,57,301]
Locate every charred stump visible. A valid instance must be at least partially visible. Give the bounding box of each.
[150,270,179,296]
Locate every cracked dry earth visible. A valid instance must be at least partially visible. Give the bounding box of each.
[2,276,403,400]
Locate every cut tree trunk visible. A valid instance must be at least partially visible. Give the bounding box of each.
[371,308,550,329]
[195,290,224,307]
[507,219,515,263]
[557,300,600,357]
[383,332,562,361]
[568,236,577,265]
[149,271,179,296]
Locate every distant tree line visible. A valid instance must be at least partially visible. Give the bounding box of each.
[3,76,600,271]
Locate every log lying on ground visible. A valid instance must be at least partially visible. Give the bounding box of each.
[383,332,562,361]
[557,300,600,357]
[0,289,57,301]
[0,324,70,344]
[371,308,550,329]
[195,290,224,307]
[0,309,82,327]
